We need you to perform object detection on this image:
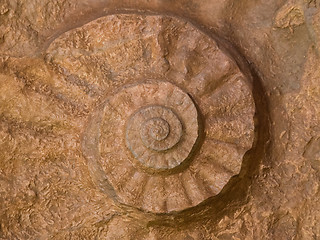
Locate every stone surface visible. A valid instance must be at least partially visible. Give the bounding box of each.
[0,0,319,239]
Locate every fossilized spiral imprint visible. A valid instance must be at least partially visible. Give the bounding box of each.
[97,81,199,173]
[125,83,198,170]
[47,14,256,213]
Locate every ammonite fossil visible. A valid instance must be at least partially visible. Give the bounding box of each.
[46,14,255,213]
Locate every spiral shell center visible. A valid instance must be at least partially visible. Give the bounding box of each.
[123,83,198,170]
[143,117,170,142]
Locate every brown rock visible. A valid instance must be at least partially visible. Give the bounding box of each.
[0,1,319,239]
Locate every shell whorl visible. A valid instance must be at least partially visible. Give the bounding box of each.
[102,81,199,170]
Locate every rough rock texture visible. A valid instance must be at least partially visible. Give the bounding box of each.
[0,0,319,239]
